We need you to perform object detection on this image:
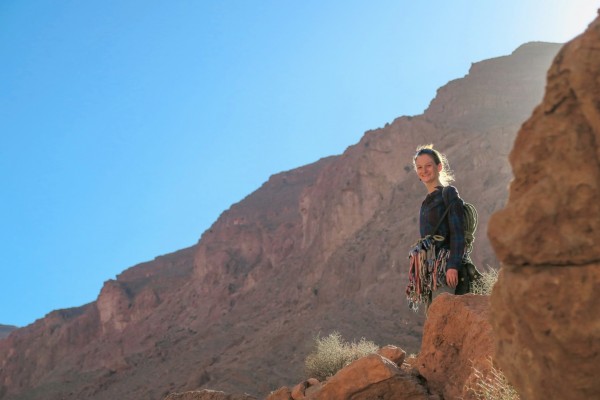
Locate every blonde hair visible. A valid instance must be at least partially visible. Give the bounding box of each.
[413,144,455,185]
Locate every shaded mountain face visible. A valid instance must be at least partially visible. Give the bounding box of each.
[0,42,561,400]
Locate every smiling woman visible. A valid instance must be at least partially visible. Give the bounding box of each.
[406,145,470,311]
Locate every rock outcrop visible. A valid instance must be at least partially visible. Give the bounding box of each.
[0,42,561,400]
[488,13,600,400]
[306,354,430,400]
[416,294,494,400]
[263,293,494,400]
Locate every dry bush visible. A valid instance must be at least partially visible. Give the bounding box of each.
[470,267,499,295]
[304,331,379,381]
[467,359,520,400]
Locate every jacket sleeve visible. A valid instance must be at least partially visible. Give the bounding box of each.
[444,186,465,271]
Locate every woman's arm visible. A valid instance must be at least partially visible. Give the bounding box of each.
[445,186,466,271]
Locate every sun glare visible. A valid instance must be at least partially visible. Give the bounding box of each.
[559,1,599,40]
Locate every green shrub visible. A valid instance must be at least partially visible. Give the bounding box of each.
[470,267,499,295]
[304,331,379,381]
[467,360,520,400]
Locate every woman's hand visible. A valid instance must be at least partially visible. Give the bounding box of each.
[446,269,458,288]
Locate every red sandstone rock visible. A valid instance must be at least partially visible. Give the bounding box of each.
[266,386,292,400]
[307,354,429,400]
[96,280,133,333]
[491,265,600,400]
[306,378,319,387]
[289,379,322,400]
[488,14,600,400]
[290,380,308,400]
[489,31,600,265]
[378,345,406,366]
[417,294,494,400]
[303,380,322,398]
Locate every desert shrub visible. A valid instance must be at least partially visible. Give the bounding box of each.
[304,331,379,381]
[470,267,499,295]
[467,360,520,400]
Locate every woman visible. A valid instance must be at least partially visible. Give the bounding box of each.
[412,144,469,295]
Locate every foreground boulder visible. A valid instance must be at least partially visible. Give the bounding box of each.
[416,294,494,400]
[488,12,600,400]
[267,353,431,400]
[307,354,429,400]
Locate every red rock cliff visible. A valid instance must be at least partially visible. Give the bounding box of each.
[0,42,560,400]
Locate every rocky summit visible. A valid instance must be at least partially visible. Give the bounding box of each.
[0,41,561,400]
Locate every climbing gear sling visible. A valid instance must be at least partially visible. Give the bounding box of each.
[405,197,456,312]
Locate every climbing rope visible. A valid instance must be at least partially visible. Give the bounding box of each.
[405,235,449,312]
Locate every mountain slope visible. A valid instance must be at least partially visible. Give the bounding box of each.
[0,326,16,340]
[0,42,561,400]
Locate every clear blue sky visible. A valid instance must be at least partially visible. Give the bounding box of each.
[1,1,598,327]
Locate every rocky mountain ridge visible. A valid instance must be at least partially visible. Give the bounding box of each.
[0,41,562,400]
[163,14,600,399]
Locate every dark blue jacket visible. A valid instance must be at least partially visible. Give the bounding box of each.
[419,185,465,271]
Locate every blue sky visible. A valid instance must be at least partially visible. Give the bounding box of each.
[1,1,598,327]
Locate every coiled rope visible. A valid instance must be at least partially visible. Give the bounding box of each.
[405,235,449,312]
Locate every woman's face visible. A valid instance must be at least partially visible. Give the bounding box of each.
[414,154,442,184]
